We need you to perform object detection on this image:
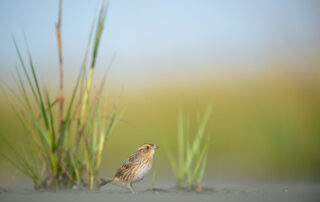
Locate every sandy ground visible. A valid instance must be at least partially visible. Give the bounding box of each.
[1,181,319,202]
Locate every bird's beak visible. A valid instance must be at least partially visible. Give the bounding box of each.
[153,145,159,149]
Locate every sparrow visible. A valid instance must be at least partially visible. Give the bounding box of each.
[98,143,159,193]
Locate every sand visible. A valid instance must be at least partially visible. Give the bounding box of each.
[1,181,319,202]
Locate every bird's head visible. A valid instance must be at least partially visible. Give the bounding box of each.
[137,143,159,157]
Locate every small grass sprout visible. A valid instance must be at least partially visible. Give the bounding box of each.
[166,105,212,191]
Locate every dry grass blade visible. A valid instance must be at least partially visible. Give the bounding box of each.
[56,0,64,135]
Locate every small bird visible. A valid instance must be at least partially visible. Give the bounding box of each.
[98,143,159,193]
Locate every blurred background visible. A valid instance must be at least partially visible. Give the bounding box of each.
[0,0,319,184]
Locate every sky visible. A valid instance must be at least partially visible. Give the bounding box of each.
[0,0,319,86]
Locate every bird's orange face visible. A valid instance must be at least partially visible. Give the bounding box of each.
[137,143,159,157]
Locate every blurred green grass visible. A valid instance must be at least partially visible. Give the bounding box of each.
[1,68,320,182]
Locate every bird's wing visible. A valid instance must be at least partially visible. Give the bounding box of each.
[114,152,140,178]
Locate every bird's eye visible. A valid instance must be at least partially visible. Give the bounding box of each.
[143,146,149,153]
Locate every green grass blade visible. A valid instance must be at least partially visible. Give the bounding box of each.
[57,67,84,148]
[15,66,33,110]
[92,118,99,153]
[185,114,192,184]
[0,135,41,184]
[184,105,212,174]
[90,53,115,112]
[189,141,209,187]
[30,113,50,147]
[45,91,57,152]
[177,107,184,172]
[23,36,50,132]
[104,108,126,140]
[69,152,81,185]
[197,134,211,183]
[95,108,127,170]
[1,85,51,165]
[0,151,30,178]
[164,144,178,177]
[1,84,51,162]
[91,0,109,68]
[197,151,208,183]
[12,36,40,105]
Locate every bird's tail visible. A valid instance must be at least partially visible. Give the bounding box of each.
[97,178,114,188]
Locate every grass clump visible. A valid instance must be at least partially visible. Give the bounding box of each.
[0,0,124,190]
[166,105,212,191]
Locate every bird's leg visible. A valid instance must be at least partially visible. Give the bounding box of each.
[127,182,135,193]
